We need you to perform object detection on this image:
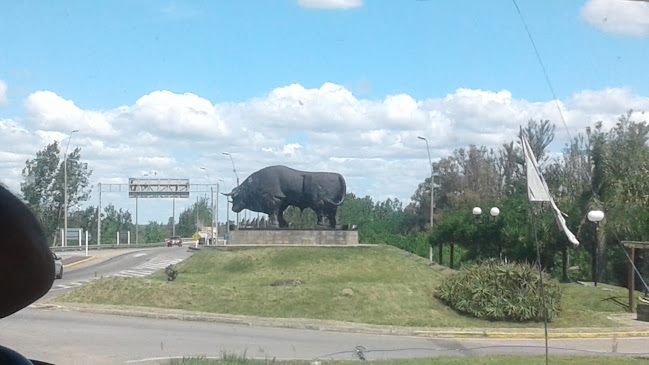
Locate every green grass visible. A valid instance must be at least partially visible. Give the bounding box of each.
[169,355,649,365]
[56,245,635,328]
[562,282,642,313]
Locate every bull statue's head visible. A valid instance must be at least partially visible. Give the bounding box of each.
[222,186,245,213]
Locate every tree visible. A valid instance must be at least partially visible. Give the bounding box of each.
[282,206,318,228]
[21,141,93,245]
[100,204,134,245]
[585,111,649,284]
[177,197,211,237]
[68,206,98,244]
[144,221,168,243]
[337,193,374,227]
[408,144,500,230]
[520,119,555,164]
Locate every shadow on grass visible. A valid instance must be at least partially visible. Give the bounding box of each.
[601,295,630,312]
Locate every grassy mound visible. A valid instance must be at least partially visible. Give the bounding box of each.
[56,245,632,328]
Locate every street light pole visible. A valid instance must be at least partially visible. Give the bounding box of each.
[220,178,229,241]
[418,136,434,262]
[63,129,79,247]
[588,210,605,287]
[201,167,219,243]
[223,152,240,230]
[216,181,220,244]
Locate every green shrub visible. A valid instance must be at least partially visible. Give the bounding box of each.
[165,264,178,281]
[435,259,562,322]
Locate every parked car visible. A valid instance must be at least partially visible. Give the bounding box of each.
[52,252,63,279]
[167,236,182,247]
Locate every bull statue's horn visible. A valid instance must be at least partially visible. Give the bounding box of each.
[221,187,239,197]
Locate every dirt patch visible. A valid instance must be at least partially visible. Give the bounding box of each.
[271,279,303,287]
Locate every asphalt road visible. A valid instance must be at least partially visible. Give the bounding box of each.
[1,308,649,365]
[41,246,193,301]
[1,246,648,364]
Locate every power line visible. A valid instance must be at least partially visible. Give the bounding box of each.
[512,0,573,143]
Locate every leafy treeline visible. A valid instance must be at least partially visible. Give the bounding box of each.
[15,111,649,289]
[409,113,649,287]
[20,141,92,245]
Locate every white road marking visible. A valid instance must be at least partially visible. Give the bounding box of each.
[49,256,185,291]
[108,256,183,279]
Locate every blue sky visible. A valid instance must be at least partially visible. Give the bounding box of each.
[3,0,647,108]
[1,0,649,230]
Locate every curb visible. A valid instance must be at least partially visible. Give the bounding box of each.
[63,256,95,268]
[31,303,649,339]
[412,330,649,339]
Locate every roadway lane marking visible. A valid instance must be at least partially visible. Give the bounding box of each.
[133,253,147,258]
[50,278,98,291]
[63,256,95,268]
[108,256,184,279]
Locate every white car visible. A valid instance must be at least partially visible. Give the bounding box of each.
[52,252,63,279]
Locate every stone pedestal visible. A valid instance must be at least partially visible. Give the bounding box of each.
[227,229,359,246]
[638,302,649,322]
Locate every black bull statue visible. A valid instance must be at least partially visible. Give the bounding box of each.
[223,165,346,228]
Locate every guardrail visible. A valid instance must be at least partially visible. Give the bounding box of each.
[51,242,167,252]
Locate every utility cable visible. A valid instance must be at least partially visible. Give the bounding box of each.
[511,0,573,143]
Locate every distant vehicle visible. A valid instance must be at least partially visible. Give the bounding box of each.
[167,236,182,247]
[53,252,63,279]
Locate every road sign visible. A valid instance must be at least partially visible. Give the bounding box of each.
[128,178,190,198]
[192,232,200,240]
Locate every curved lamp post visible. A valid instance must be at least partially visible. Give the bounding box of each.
[219,178,228,241]
[200,167,216,245]
[417,136,434,262]
[588,210,605,287]
[222,152,239,230]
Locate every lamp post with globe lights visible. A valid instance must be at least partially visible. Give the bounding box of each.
[588,210,605,287]
[472,207,501,221]
[472,206,501,257]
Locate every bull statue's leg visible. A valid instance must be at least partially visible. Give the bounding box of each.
[315,211,325,226]
[268,212,280,228]
[278,203,289,228]
[313,202,326,226]
[325,205,338,228]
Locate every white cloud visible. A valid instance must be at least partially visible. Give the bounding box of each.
[24,91,117,136]
[297,0,362,9]
[2,83,648,225]
[282,143,303,155]
[581,0,649,36]
[128,90,229,138]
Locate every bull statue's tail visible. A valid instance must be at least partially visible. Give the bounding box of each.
[326,174,346,206]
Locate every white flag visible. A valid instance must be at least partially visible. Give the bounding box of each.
[521,136,551,202]
[521,135,580,247]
